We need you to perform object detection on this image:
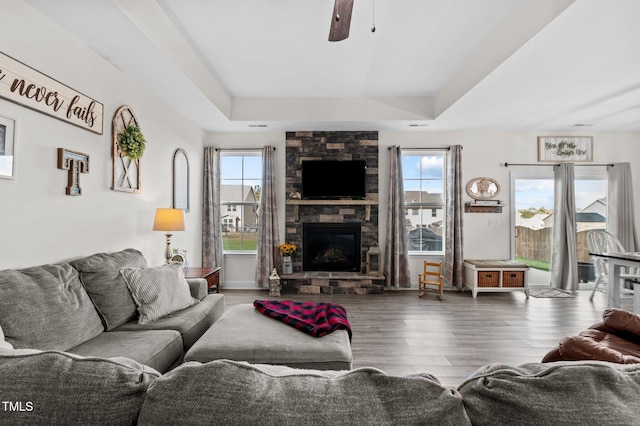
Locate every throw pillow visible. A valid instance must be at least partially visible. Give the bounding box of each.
[120,264,198,325]
[0,325,13,350]
[0,263,104,351]
[72,248,147,330]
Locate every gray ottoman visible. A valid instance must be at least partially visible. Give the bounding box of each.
[184,304,352,370]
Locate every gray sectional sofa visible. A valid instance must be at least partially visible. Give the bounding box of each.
[2,249,640,424]
[1,351,640,425]
[0,248,225,372]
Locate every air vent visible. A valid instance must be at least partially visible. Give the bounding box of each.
[248,124,268,128]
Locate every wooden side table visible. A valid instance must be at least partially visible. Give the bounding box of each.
[184,267,222,293]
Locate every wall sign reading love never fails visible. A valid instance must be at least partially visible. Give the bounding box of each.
[0,51,103,135]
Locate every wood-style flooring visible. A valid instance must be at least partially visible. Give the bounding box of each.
[222,287,615,387]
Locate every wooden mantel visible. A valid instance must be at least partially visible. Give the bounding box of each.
[286,199,378,222]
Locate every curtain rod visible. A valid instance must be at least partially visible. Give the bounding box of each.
[214,147,276,151]
[388,147,451,150]
[504,162,614,167]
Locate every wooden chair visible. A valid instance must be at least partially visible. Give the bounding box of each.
[418,261,443,300]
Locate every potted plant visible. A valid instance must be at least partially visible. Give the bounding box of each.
[279,243,296,275]
[117,124,146,160]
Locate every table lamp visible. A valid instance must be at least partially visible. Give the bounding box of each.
[153,208,186,263]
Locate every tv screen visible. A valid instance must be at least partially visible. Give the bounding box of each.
[302,160,367,199]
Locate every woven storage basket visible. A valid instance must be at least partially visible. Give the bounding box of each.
[502,271,524,287]
[478,271,500,287]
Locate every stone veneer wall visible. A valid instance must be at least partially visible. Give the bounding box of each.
[284,131,381,294]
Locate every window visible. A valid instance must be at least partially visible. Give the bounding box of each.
[220,151,262,252]
[402,151,447,254]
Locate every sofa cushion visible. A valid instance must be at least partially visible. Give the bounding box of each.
[601,308,640,340]
[68,329,183,373]
[554,330,640,363]
[72,248,147,330]
[115,293,225,350]
[184,303,352,370]
[120,264,198,325]
[0,349,160,425]
[458,362,640,426]
[138,360,471,425]
[0,263,104,351]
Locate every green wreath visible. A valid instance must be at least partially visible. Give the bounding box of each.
[118,125,146,160]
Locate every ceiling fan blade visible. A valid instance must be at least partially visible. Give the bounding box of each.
[328,0,354,42]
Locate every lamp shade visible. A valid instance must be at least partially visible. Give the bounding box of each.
[153,208,185,232]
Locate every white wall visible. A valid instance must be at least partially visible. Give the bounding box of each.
[0,3,205,269]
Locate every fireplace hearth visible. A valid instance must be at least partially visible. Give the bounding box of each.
[303,223,361,272]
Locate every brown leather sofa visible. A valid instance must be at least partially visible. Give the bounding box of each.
[543,308,640,363]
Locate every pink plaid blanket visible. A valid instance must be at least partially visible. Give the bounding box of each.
[253,300,352,340]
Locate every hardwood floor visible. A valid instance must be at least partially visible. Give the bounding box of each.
[221,287,616,387]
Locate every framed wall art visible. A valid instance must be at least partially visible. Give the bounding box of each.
[0,114,16,179]
[0,52,103,134]
[538,136,593,162]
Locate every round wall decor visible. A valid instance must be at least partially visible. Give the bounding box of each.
[466,177,500,200]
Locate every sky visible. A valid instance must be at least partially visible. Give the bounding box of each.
[515,178,607,211]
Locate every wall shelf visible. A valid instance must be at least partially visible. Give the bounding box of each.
[464,202,503,213]
[286,199,378,222]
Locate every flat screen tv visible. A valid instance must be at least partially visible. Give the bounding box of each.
[302,160,367,199]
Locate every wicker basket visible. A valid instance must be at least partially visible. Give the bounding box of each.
[478,271,500,287]
[502,271,524,287]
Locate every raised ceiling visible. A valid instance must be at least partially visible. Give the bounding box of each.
[25,0,640,132]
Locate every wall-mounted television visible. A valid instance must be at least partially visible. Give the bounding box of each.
[301,160,367,199]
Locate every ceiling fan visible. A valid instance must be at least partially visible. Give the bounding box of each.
[328,0,354,42]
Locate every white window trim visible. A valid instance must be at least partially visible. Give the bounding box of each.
[219,149,262,254]
[402,149,448,255]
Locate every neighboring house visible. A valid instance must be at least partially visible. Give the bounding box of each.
[542,211,605,232]
[576,212,606,233]
[516,212,547,230]
[220,185,259,232]
[404,191,444,230]
[580,198,607,217]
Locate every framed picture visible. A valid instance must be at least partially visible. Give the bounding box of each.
[0,114,16,179]
[538,136,593,162]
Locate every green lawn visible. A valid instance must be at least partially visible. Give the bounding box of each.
[223,238,257,251]
[516,257,550,271]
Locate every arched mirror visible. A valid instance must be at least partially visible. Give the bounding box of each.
[172,149,190,212]
[466,177,500,200]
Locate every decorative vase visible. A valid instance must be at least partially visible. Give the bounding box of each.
[282,256,293,275]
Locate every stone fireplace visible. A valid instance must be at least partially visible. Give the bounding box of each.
[283,131,383,294]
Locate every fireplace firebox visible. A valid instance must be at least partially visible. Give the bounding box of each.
[303,223,361,272]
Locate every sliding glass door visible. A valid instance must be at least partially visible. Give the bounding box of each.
[511,170,607,286]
